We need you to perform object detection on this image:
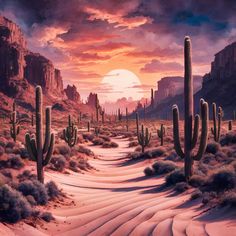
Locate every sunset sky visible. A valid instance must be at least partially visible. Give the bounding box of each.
[0,0,236,102]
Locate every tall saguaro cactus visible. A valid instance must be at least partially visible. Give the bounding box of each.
[125,107,129,131]
[211,103,222,142]
[63,115,78,147]
[95,94,100,122]
[25,86,55,183]
[172,37,209,181]
[157,124,165,146]
[135,112,139,135]
[138,124,151,153]
[151,88,154,108]
[10,102,20,142]
[100,109,105,124]
[118,108,122,121]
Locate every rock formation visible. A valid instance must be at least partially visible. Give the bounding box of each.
[64,85,81,102]
[87,92,97,107]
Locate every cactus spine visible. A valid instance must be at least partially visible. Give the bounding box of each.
[136,112,139,135]
[10,101,20,142]
[63,115,78,147]
[172,37,209,181]
[138,124,151,153]
[157,124,165,146]
[25,86,54,183]
[211,103,222,142]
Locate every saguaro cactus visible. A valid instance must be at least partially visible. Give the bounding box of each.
[228,120,232,131]
[95,94,100,122]
[211,103,222,142]
[151,88,154,108]
[118,108,122,121]
[63,115,78,147]
[172,37,209,181]
[100,109,105,124]
[87,121,90,132]
[138,124,151,153]
[10,102,20,142]
[135,112,139,135]
[157,124,165,146]
[95,126,100,136]
[125,107,129,131]
[25,86,55,183]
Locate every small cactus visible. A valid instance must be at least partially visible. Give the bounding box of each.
[118,108,122,121]
[157,124,165,146]
[151,88,154,108]
[228,120,232,131]
[100,109,105,124]
[63,115,78,147]
[25,86,55,183]
[172,37,209,181]
[211,103,222,142]
[138,124,151,153]
[95,126,100,136]
[10,101,20,142]
[95,94,100,122]
[87,121,90,132]
[125,107,129,131]
[136,112,139,135]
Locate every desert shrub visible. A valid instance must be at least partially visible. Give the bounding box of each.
[45,181,61,200]
[40,212,55,222]
[26,195,37,206]
[0,185,32,223]
[82,133,94,141]
[17,148,29,159]
[205,168,236,192]
[0,146,4,156]
[50,155,66,172]
[206,142,221,154]
[174,182,189,193]
[202,191,217,205]
[144,167,154,176]
[92,137,104,145]
[127,152,140,159]
[164,151,182,162]
[99,135,111,142]
[17,170,37,182]
[165,169,185,186]
[54,144,71,156]
[152,161,177,175]
[76,145,94,156]
[190,190,203,200]
[0,172,9,186]
[0,137,7,147]
[102,141,119,148]
[6,141,15,149]
[7,154,24,169]
[0,169,12,179]
[220,131,236,146]
[128,141,138,147]
[189,174,206,187]
[18,180,48,205]
[149,147,166,157]
[78,158,91,170]
[220,191,236,208]
[69,160,78,172]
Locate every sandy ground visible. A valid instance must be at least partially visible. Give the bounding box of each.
[1,137,236,236]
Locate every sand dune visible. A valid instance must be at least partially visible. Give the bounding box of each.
[3,137,236,236]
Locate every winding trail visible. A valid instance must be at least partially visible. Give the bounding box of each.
[4,137,236,236]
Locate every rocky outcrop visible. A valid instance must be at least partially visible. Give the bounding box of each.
[154,76,202,104]
[0,15,63,97]
[64,85,81,102]
[87,92,97,107]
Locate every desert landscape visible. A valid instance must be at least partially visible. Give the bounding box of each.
[0,1,236,236]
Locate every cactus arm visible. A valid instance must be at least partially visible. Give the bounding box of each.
[194,102,209,161]
[25,134,37,161]
[191,114,200,149]
[43,107,51,154]
[172,105,185,159]
[43,133,55,166]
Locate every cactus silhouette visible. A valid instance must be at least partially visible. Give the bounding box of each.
[151,88,154,108]
[228,120,232,131]
[87,121,90,132]
[211,103,222,142]
[136,112,139,135]
[25,86,55,183]
[100,109,105,123]
[63,115,78,147]
[10,101,20,142]
[157,124,165,146]
[125,107,129,131]
[118,108,122,121]
[95,94,100,122]
[95,126,100,136]
[172,37,209,181]
[138,124,151,153]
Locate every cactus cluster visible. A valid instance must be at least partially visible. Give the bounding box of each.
[172,37,209,181]
[211,103,223,142]
[25,86,55,183]
[138,124,151,153]
[63,115,78,147]
[157,124,165,146]
[10,102,20,142]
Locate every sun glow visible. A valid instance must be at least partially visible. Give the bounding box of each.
[100,69,144,102]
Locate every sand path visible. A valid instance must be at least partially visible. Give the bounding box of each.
[2,137,236,236]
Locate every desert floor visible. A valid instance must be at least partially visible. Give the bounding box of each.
[1,136,236,236]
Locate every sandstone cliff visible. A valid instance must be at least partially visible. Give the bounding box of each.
[64,84,81,102]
